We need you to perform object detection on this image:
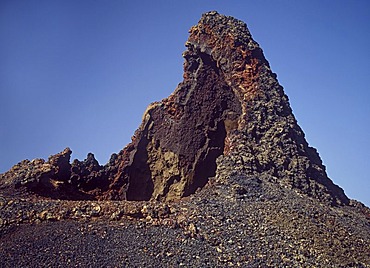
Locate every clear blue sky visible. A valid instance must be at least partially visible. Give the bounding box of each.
[1,1,369,206]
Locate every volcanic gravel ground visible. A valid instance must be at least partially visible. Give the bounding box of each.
[0,221,216,267]
[0,177,369,267]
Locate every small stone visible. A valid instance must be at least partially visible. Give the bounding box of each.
[188,223,197,234]
[46,214,57,221]
[110,210,124,221]
[90,203,101,217]
[0,196,6,207]
[141,205,148,215]
[39,210,48,220]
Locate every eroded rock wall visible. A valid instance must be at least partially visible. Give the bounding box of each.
[106,48,242,201]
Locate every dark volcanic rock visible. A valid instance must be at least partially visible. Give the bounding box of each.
[0,148,74,199]
[70,153,107,193]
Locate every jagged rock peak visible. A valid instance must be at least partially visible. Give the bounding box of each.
[1,12,349,205]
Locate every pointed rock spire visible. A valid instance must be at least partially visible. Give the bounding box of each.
[104,11,348,204]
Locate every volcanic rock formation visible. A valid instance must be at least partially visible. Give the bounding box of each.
[1,11,349,206]
[1,12,370,267]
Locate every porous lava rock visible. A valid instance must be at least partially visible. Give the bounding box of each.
[1,11,349,206]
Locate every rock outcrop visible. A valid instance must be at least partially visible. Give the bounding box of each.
[1,11,349,206]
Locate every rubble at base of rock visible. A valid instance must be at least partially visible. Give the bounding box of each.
[0,176,369,266]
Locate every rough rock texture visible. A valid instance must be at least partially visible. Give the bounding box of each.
[0,11,369,267]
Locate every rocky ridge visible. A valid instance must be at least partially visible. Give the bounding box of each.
[0,11,369,267]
